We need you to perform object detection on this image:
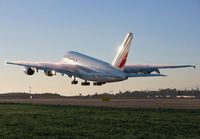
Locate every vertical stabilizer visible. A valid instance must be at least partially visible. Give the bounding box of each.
[112,33,133,70]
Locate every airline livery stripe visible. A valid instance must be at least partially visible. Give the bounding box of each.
[115,43,131,67]
[114,34,132,65]
[115,38,131,64]
[116,46,129,67]
[115,42,131,67]
[118,52,129,68]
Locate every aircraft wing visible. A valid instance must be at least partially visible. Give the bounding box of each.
[127,73,167,77]
[5,61,82,78]
[124,64,195,74]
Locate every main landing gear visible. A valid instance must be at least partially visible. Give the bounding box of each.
[93,82,103,86]
[71,76,105,86]
[81,81,90,86]
[82,81,105,86]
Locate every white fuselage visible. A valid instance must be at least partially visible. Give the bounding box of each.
[61,51,128,83]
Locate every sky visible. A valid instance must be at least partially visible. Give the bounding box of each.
[0,0,199,96]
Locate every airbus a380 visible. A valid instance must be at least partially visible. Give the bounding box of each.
[6,33,195,86]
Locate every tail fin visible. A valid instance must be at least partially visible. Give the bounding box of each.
[112,33,133,70]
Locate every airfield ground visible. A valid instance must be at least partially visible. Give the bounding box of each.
[0,98,200,109]
[0,103,200,138]
[0,99,200,138]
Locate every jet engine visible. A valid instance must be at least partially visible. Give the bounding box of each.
[44,70,56,76]
[24,67,35,75]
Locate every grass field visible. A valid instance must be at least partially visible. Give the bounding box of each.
[0,103,200,138]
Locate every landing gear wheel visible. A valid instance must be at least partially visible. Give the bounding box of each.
[71,80,78,85]
[81,81,90,86]
[93,82,102,86]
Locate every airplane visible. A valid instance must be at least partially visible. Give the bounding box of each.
[5,33,195,86]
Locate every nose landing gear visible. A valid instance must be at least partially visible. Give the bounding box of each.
[71,77,78,85]
[71,80,78,85]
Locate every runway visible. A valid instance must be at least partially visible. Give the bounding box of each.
[0,99,200,109]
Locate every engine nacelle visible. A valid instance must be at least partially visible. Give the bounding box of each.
[24,67,35,75]
[44,70,56,76]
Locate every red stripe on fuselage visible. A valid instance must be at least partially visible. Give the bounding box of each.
[118,52,129,68]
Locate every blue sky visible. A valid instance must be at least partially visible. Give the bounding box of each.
[0,0,199,95]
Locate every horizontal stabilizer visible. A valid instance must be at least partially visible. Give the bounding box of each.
[128,74,167,78]
[154,65,196,69]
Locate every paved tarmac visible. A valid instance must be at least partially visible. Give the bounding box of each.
[0,99,200,109]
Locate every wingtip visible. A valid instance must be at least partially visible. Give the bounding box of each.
[5,61,12,65]
[5,60,8,65]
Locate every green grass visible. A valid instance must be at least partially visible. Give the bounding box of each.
[0,103,200,138]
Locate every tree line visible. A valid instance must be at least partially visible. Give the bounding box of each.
[78,88,200,99]
[0,88,199,99]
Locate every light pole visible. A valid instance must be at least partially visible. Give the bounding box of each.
[29,86,32,94]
